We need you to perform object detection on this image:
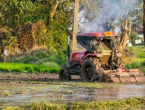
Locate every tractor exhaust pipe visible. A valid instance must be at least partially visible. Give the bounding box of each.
[67,37,70,68]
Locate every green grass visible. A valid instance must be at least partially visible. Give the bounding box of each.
[125,61,145,73]
[127,46,145,58]
[2,46,145,73]
[0,63,59,73]
[3,97,145,110]
[125,46,145,73]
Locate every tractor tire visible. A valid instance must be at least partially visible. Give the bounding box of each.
[81,58,103,82]
[59,68,71,81]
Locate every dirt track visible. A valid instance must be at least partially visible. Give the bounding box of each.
[0,73,145,85]
[0,73,82,82]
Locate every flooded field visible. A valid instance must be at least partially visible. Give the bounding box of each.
[0,79,145,108]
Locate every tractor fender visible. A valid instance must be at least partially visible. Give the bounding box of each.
[84,53,102,59]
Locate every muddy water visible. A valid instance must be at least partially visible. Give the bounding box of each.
[0,84,145,107]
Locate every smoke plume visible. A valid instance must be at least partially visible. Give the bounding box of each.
[79,0,140,34]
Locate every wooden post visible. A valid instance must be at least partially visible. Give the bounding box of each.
[72,0,79,52]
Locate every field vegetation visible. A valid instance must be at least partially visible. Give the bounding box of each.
[0,46,144,74]
[9,49,67,66]
[125,46,145,73]
[0,63,59,73]
[0,79,144,109]
[3,97,145,110]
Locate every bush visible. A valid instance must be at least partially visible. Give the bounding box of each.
[130,32,140,45]
[125,61,140,69]
[41,62,59,68]
[9,49,67,67]
[12,56,38,64]
[125,60,145,74]
[35,50,49,59]
[140,61,145,73]
[49,68,60,73]
[23,57,38,64]
[46,49,67,66]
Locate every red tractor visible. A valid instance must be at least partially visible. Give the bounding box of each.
[59,32,145,82]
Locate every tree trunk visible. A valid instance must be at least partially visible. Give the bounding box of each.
[119,19,130,53]
[128,19,132,37]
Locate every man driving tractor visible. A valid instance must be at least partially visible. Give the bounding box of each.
[90,37,102,54]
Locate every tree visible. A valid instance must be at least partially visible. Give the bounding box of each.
[79,0,142,53]
[0,0,74,53]
[119,0,143,52]
[0,0,36,29]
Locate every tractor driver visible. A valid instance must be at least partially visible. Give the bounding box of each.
[90,37,102,54]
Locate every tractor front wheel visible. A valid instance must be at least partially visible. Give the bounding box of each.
[81,58,103,82]
[59,68,71,81]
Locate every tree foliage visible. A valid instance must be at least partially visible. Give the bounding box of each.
[0,0,73,57]
[0,0,144,60]
[0,0,36,28]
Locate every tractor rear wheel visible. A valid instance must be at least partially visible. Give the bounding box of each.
[81,58,103,82]
[59,68,71,81]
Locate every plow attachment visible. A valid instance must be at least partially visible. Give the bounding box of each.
[103,69,145,83]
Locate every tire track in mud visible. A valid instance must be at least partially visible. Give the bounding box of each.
[0,73,82,82]
[0,72,145,85]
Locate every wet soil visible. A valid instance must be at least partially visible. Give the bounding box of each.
[0,74,145,108]
[0,73,81,82]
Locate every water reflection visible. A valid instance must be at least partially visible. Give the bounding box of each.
[0,84,145,107]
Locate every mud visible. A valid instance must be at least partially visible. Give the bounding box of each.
[0,73,81,82]
[0,74,145,108]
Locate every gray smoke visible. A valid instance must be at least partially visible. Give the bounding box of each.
[79,0,140,33]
